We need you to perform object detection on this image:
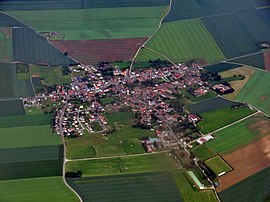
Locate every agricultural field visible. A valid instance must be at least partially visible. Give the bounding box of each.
[0,12,27,27]
[206,113,270,154]
[66,153,176,176]
[191,145,217,161]
[197,106,254,134]
[236,70,270,115]
[182,90,216,103]
[135,47,168,63]
[51,38,147,65]
[0,125,61,149]
[105,111,135,125]
[219,166,270,202]
[145,19,225,63]
[8,6,167,40]
[264,51,270,71]
[0,99,25,116]
[204,156,231,176]
[230,53,265,69]
[220,66,255,99]
[0,176,79,202]
[12,27,76,66]
[204,62,241,73]
[67,172,183,202]
[0,28,12,62]
[188,97,240,114]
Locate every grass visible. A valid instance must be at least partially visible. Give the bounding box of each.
[0,28,12,62]
[205,156,231,176]
[197,106,255,134]
[146,19,225,63]
[105,111,135,125]
[191,145,217,161]
[0,125,61,149]
[236,70,270,115]
[0,176,79,202]
[182,90,216,103]
[206,113,268,154]
[135,47,168,62]
[8,6,167,40]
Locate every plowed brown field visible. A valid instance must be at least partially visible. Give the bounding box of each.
[263,51,270,71]
[51,38,147,65]
[217,134,270,192]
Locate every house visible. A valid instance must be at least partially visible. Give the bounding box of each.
[188,114,200,123]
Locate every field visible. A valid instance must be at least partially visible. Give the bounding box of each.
[135,47,168,62]
[145,19,225,63]
[188,97,240,114]
[191,145,217,161]
[204,62,241,73]
[264,51,270,71]
[12,27,76,66]
[0,176,78,202]
[220,66,255,99]
[236,70,270,115]
[204,156,231,176]
[217,132,270,192]
[31,65,71,86]
[0,125,61,149]
[8,7,167,40]
[0,28,12,62]
[230,53,265,69]
[66,153,176,176]
[197,106,254,134]
[182,90,216,103]
[51,38,147,65]
[105,111,135,125]
[206,113,270,154]
[219,166,270,202]
[0,12,27,27]
[0,99,25,116]
[67,172,183,202]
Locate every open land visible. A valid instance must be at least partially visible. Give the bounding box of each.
[204,62,241,73]
[263,51,270,71]
[230,53,265,69]
[191,145,217,161]
[0,28,12,62]
[0,99,25,116]
[204,156,231,176]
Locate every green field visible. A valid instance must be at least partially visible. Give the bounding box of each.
[0,99,25,116]
[197,106,254,134]
[0,28,12,62]
[236,70,270,115]
[145,19,225,63]
[66,126,153,159]
[191,145,217,161]
[0,125,61,149]
[205,156,231,176]
[135,47,168,62]
[8,6,167,40]
[0,176,78,202]
[206,114,268,154]
[105,111,135,125]
[66,153,176,176]
[182,90,216,103]
[219,166,270,202]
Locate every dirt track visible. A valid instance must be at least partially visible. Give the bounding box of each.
[217,134,270,192]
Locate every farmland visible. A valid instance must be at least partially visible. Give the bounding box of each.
[219,166,270,202]
[230,53,265,69]
[51,38,147,65]
[0,12,27,27]
[191,145,217,161]
[206,113,270,154]
[204,62,241,73]
[236,70,270,115]
[188,97,240,114]
[0,176,78,202]
[0,99,25,116]
[145,19,225,63]
[135,47,168,63]
[8,6,167,40]
[0,28,12,62]
[204,156,231,176]
[264,51,270,71]
[105,111,135,125]
[197,106,254,134]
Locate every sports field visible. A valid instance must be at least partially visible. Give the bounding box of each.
[197,106,254,134]
[146,19,225,63]
[205,156,231,176]
[0,176,78,202]
[0,28,12,62]
[191,145,217,161]
[206,113,269,154]
[0,99,25,116]
[236,70,270,115]
[8,6,167,40]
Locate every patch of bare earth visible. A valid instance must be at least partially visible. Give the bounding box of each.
[263,51,270,71]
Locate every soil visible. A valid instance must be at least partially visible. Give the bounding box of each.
[263,51,270,71]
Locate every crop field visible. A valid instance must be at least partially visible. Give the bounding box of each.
[0,12,27,27]
[263,51,270,71]
[217,132,270,192]
[0,99,25,116]
[0,176,79,202]
[219,166,270,202]
[135,47,168,62]
[0,28,12,62]
[191,145,217,161]
[65,126,153,159]
[236,70,270,115]
[204,62,241,73]
[67,172,183,202]
[188,97,239,114]
[197,106,254,134]
[51,38,147,65]
[145,19,225,63]
[220,66,255,99]
[202,14,260,59]
[230,53,265,69]
[205,156,231,176]
[12,27,76,66]
[206,113,270,154]
[0,125,61,149]
[66,153,176,176]
[8,6,167,40]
